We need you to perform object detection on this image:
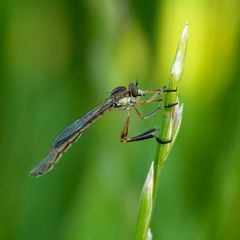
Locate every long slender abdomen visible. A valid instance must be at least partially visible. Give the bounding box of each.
[30,100,113,177]
[30,131,81,177]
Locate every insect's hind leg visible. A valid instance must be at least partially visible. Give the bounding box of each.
[120,110,131,142]
[120,101,177,144]
[120,127,172,144]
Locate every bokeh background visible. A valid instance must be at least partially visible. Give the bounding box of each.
[0,1,240,240]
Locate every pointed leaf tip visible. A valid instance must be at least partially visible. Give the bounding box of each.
[170,22,188,81]
[181,21,189,42]
[143,161,154,193]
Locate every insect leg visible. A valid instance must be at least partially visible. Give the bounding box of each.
[138,87,168,105]
[120,110,131,142]
[120,100,178,144]
[121,127,172,144]
[134,105,162,120]
[143,85,166,94]
[134,100,178,120]
[137,92,162,105]
[138,86,178,105]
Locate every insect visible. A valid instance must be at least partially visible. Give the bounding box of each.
[30,82,177,177]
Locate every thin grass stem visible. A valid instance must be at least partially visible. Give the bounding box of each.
[136,21,188,240]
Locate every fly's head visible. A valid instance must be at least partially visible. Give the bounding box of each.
[128,82,145,99]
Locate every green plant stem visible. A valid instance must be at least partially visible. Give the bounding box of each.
[136,21,188,240]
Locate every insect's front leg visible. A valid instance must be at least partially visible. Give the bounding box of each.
[133,100,178,121]
[138,85,178,105]
[142,85,166,94]
[137,92,163,105]
[137,87,165,105]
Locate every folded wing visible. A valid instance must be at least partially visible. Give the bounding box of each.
[30,98,113,177]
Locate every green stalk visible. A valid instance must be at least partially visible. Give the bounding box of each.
[136,21,188,240]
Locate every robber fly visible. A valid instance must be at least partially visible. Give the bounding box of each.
[30,82,177,177]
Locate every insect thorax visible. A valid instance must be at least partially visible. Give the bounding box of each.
[115,96,136,110]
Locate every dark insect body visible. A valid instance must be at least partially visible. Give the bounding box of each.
[30,83,177,177]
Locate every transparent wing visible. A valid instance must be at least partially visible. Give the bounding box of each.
[53,98,113,148]
[52,118,85,148]
[30,99,113,177]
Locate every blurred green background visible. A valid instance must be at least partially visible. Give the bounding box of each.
[0,0,240,239]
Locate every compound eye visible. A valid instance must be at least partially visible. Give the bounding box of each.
[128,83,138,97]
